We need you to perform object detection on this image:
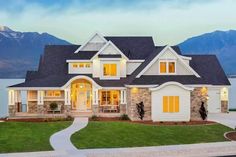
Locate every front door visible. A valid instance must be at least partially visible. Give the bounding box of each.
[77,91,87,111]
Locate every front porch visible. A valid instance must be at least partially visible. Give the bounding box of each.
[8,78,127,117]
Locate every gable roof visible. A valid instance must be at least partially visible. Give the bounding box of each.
[91,41,129,60]
[74,33,107,53]
[104,36,156,59]
[129,55,230,86]
[69,51,97,60]
[135,46,200,78]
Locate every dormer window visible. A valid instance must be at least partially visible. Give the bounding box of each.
[103,64,117,76]
[159,61,176,74]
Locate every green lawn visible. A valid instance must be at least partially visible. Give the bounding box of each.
[71,121,232,149]
[0,121,71,153]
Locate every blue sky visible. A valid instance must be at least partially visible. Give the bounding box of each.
[1,0,236,45]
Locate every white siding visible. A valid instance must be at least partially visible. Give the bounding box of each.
[80,34,106,51]
[127,62,142,75]
[151,84,191,121]
[93,58,100,77]
[208,87,221,113]
[143,49,193,75]
[100,44,120,55]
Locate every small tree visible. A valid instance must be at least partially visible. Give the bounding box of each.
[136,101,145,120]
[199,101,207,120]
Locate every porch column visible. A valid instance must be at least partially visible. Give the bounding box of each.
[120,89,127,104]
[8,89,17,116]
[92,88,99,115]
[120,89,127,114]
[8,90,15,106]
[37,90,44,105]
[64,87,71,113]
[64,88,71,105]
[93,88,98,105]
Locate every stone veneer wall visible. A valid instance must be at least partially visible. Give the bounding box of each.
[92,105,99,115]
[221,101,228,113]
[27,101,66,114]
[120,104,127,114]
[127,88,151,121]
[28,101,37,113]
[190,88,208,121]
[9,105,17,116]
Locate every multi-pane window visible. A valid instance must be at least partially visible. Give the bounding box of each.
[163,96,179,112]
[159,61,176,74]
[72,63,91,68]
[100,90,120,106]
[45,91,61,97]
[103,64,117,76]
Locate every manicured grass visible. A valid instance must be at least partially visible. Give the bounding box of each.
[0,121,71,153]
[71,121,232,149]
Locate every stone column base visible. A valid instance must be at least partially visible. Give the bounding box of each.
[9,105,16,116]
[92,105,99,115]
[64,105,71,114]
[120,104,127,114]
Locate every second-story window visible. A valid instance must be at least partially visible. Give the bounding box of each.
[103,64,117,76]
[159,61,176,74]
[72,63,91,68]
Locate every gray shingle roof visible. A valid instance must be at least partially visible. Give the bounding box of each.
[9,37,230,88]
[105,36,156,59]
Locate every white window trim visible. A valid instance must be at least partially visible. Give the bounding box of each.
[100,61,120,80]
[45,91,62,97]
[159,60,177,75]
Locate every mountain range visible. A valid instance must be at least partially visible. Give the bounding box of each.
[0,26,236,78]
[0,26,70,78]
[178,30,236,75]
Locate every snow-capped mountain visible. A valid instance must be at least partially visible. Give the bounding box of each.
[0,26,71,78]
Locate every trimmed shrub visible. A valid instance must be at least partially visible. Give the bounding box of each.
[91,115,99,121]
[120,114,130,120]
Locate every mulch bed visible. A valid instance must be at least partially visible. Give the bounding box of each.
[5,117,73,122]
[90,117,215,126]
[225,131,236,141]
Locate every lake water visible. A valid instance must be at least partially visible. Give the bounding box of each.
[0,78,236,117]
[0,79,25,117]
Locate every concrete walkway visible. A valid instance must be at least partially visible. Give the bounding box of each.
[1,141,236,157]
[208,112,236,129]
[50,117,88,151]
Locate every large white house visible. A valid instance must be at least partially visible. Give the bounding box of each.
[8,33,230,121]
